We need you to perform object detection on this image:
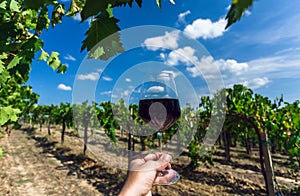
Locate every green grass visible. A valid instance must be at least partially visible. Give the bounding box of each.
[15,179,31,184]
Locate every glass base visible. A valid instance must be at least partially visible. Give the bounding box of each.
[156,169,180,185]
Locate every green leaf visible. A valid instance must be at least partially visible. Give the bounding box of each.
[0,106,21,125]
[0,69,10,85]
[51,3,66,27]
[66,0,84,17]
[106,4,113,18]
[0,53,7,73]
[80,0,109,21]
[88,46,105,59]
[225,0,253,29]
[81,11,124,60]
[156,0,161,9]
[111,0,139,8]
[0,64,4,73]
[36,7,50,33]
[0,1,7,10]
[47,52,61,70]
[0,147,3,158]
[135,0,142,7]
[7,55,21,70]
[38,50,49,62]
[8,0,19,12]
[22,36,44,53]
[56,64,67,74]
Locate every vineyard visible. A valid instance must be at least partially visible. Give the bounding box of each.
[1,84,300,195]
[1,0,300,195]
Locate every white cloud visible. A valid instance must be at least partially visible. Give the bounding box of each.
[183,18,227,39]
[219,59,248,75]
[237,11,300,44]
[125,78,131,82]
[97,68,104,73]
[122,90,131,97]
[247,53,300,79]
[147,86,164,93]
[244,10,252,16]
[77,72,99,81]
[186,56,221,79]
[142,30,180,51]
[243,77,270,90]
[161,70,181,78]
[162,46,248,78]
[177,10,191,24]
[102,76,113,81]
[100,91,112,95]
[164,46,198,66]
[64,54,76,61]
[57,83,72,91]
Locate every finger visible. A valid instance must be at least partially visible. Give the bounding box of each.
[143,152,162,161]
[160,154,172,163]
[166,163,172,170]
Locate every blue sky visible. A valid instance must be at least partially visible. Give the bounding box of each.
[27,0,300,106]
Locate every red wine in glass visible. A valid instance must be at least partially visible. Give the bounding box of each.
[138,73,181,185]
[138,98,181,132]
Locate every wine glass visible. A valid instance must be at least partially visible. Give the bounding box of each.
[138,72,181,185]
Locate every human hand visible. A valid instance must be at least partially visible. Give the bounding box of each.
[119,152,173,196]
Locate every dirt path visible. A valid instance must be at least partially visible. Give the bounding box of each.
[0,128,101,196]
[1,126,299,196]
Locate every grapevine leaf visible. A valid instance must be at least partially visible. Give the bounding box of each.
[0,69,10,84]
[80,0,109,22]
[135,0,142,7]
[106,4,113,17]
[7,55,21,70]
[36,7,50,33]
[0,64,4,73]
[88,46,104,59]
[0,1,6,10]
[66,0,84,17]
[112,0,133,8]
[56,64,67,74]
[22,0,57,10]
[8,0,19,12]
[51,3,66,27]
[0,106,21,125]
[156,0,161,9]
[38,50,49,61]
[0,53,7,72]
[81,11,124,60]
[225,0,253,29]
[22,36,44,53]
[47,52,61,70]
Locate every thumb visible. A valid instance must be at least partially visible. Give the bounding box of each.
[142,154,171,172]
[154,154,172,171]
[141,154,172,172]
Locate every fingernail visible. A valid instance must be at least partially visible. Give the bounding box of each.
[161,154,171,162]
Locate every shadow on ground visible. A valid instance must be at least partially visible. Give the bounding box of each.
[21,128,126,195]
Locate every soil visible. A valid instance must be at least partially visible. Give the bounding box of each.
[0,125,299,196]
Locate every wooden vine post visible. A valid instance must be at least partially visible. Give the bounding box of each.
[228,113,277,195]
[258,130,276,195]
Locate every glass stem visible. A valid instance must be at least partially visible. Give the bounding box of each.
[159,131,162,152]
